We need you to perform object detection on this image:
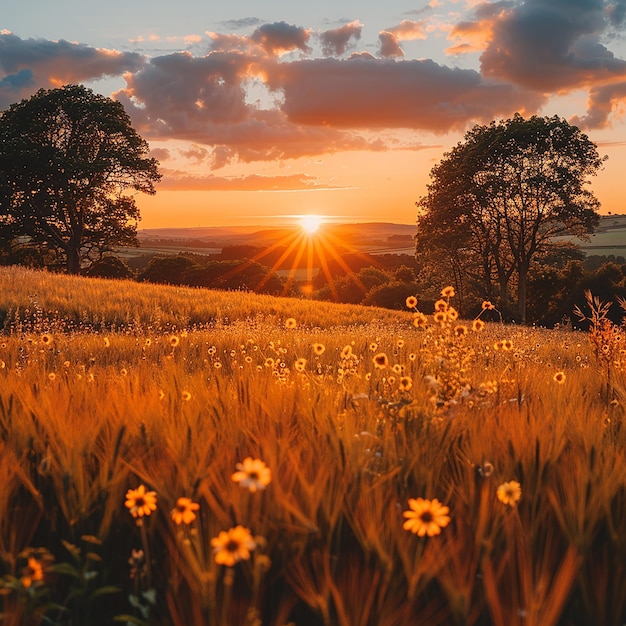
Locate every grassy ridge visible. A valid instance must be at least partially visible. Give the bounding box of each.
[0,267,624,626]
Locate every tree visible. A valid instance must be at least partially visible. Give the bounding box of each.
[416,114,605,322]
[0,84,161,274]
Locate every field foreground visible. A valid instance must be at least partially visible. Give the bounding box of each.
[0,267,625,626]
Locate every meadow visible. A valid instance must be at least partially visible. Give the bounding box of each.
[0,266,624,626]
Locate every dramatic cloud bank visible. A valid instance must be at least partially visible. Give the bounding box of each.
[2,0,626,183]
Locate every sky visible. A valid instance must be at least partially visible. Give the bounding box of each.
[3,0,626,229]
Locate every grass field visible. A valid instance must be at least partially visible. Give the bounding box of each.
[0,266,624,626]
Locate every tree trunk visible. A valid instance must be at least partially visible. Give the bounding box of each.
[66,244,81,275]
[518,264,528,324]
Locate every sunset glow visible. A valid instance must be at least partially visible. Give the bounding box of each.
[3,1,626,228]
[299,214,325,235]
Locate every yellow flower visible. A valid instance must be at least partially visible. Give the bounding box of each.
[295,358,307,372]
[501,339,513,351]
[182,390,192,401]
[472,319,485,332]
[231,457,272,492]
[47,372,56,381]
[169,334,180,347]
[441,286,455,298]
[125,484,158,518]
[433,310,448,325]
[482,300,495,310]
[413,312,428,328]
[403,498,451,537]
[447,307,459,321]
[434,299,448,312]
[399,376,413,392]
[497,480,522,506]
[373,353,389,369]
[454,325,468,337]
[406,295,418,309]
[285,318,297,329]
[171,497,200,525]
[211,525,256,566]
[40,333,53,346]
[312,343,326,356]
[103,336,111,348]
[369,342,378,351]
[21,557,44,588]
[341,345,353,359]
[553,371,566,384]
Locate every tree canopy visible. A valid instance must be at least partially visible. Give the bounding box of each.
[0,84,161,274]
[416,114,606,322]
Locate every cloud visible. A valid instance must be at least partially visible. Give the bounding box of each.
[221,17,264,30]
[250,22,311,56]
[379,19,427,58]
[379,32,405,58]
[458,0,626,92]
[150,147,171,161]
[158,172,343,191]
[0,32,144,108]
[269,56,544,131]
[319,21,362,56]
[571,81,626,128]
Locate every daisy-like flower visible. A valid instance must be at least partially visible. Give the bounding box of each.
[285,318,297,329]
[231,457,272,492]
[295,358,307,372]
[373,353,389,369]
[553,371,566,384]
[472,319,485,332]
[454,325,468,337]
[103,337,111,348]
[433,311,448,325]
[211,525,256,566]
[182,390,192,401]
[413,312,428,328]
[403,498,451,537]
[399,376,413,392]
[447,307,459,321]
[169,334,180,348]
[441,286,455,298]
[496,480,522,506]
[434,299,448,312]
[312,343,326,356]
[341,345,353,359]
[501,339,514,351]
[40,333,53,346]
[21,557,44,588]
[125,485,158,518]
[171,497,200,525]
[406,296,418,309]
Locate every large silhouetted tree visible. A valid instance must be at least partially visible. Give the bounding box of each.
[416,114,605,322]
[0,84,160,274]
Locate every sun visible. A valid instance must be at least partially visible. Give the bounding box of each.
[299,214,324,235]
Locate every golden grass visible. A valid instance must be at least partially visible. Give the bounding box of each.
[0,267,624,625]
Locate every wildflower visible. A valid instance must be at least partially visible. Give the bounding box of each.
[182,390,192,401]
[403,498,451,537]
[472,319,485,332]
[434,299,448,312]
[264,357,275,368]
[501,339,513,351]
[369,342,378,351]
[447,307,459,321]
[341,345,353,359]
[125,484,158,518]
[454,325,468,337]
[312,343,326,356]
[103,337,111,348]
[408,353,416,361]
[214,361,222,369]
[396,338,405,348]
[211,525,256,566]
[0,360,5,369]
[47,372,56,381]
[406,296,418,309]
[145,338,152,347]
[482,300,495,310]
[128,549,145,580]
[231,457,272,492]
[21,557,44,588]
[120,368,128,376]
[399,376,413,392]
[413,312,428,328]
[497,480,522,506]
[285,318,297,329]
[295,358,307,372]
[169,335,180,348]
[433,310,448,325]
[171,497,200,525]
[553,371,566,384]
[40,333,53,346]
[373,353,389,369]
[441,286,455,298]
